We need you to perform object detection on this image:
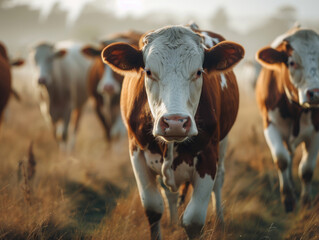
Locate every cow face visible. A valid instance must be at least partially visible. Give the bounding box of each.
[257,30,319,107]
[97,64,121,95]
[82,46,121,95]
[102,26,244,142]
[34,44,66,86]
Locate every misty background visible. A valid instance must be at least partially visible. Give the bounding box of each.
[1,0,319,59]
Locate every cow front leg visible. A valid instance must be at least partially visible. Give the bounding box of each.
[69,107,82,150]
[212,137,227,224]
[95,95,111,141]
[298,133,319,206]
[131,148,164,240]
[62,110,71,142]
[182,173,214,239]
[264,124,295,212]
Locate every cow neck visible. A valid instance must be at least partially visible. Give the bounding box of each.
[275,66,319,136]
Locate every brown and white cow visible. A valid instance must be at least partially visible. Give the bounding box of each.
[82,31,142,142]
[33,41,93,150]
[256,27,319,212]
[0,42,24,127]
[102,25,244,239]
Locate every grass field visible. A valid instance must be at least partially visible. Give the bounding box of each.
[0,69,318,240]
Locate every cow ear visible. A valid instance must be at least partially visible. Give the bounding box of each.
[11,58,24,66]
[0,43,9,61]
[54,49,67,58]
[256,47,288,70]
[203,41,244,73]
[101,42,144,75]
[82,46,101,57]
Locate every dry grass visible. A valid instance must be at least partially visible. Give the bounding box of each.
[0,70,318,239]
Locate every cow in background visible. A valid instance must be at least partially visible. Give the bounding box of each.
[0,42,24,128]
[102,25,244,239]
[256,26,319,212]
[81,31,142,143]
[33,41,93,150]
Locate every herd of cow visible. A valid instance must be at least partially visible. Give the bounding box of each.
[1,22,319,239]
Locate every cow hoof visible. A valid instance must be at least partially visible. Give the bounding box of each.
[183,223,203,240]
[301,194,312,208]
[283,197,295,213]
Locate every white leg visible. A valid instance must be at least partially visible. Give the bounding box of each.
[182,173,214,239]
[264,124,295,212]
[298,133,319,206]
[212,137,227,223]
[131,147,164,240]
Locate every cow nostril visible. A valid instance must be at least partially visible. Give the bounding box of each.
[308,91,314,100]
[104,85,115,93]
[183,117,191,130]
[161,118,170,129]
[38,78,46,85]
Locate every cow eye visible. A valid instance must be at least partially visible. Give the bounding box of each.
[196,70,202,76]
[288,60,297,68]
[145,69,152,76]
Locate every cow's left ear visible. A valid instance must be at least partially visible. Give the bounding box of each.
[256,47,288,70]
[82,46,101,58]
[203,41,245,73]
[54,49,67,58]
[102,42,144,75]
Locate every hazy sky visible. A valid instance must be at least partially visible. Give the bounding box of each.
[2,0,319,32]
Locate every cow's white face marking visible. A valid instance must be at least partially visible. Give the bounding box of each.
[286,30,319,107]
[142,26,205,140]
[34,44,55,85]
[97,64,121,95]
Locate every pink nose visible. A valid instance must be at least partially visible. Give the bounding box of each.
[306,88,319,103]
[38,77,46,85]
[103,85,115,94]
[159,114,191,137]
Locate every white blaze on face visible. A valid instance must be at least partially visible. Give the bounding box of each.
[97,64,121,95]
[142,26,204,139]
[34,44,55,85]
[285,30,319,106]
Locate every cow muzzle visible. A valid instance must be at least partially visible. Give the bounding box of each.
[155,114,197,142]
[304,88,319,108]
[103,84,115,94]
[38,77,46,85]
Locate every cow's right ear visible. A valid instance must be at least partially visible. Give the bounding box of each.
[101,43,144,75]
[54,49,67,58]
[82,46,101,57]
[256,47,288,70]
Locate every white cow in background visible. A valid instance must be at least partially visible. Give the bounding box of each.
[33,41,93,151]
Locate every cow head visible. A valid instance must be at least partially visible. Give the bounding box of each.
[257,29,319,108]
[34,43,66,86]
[82,46,122,95]
[102,26,244,142]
